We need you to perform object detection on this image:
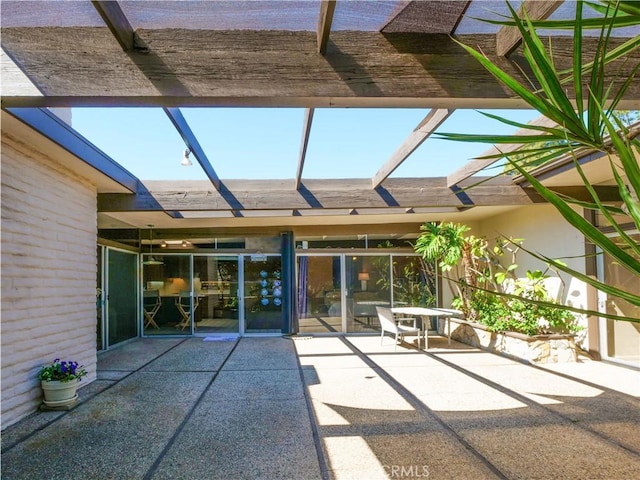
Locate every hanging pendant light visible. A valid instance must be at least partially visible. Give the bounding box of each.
[143,225,164,265]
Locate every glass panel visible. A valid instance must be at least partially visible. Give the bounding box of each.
[297,255,342,333]
[107,249,138,346]
[193,256,239,334]
[603,233,640,366]
[346,255,391,333]
[390,256,436,308]
[244,255,283,333]
[142,254,192,336]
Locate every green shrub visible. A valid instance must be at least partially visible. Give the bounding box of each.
[470,292,582,336]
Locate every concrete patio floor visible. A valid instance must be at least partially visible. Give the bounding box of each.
[2,335,639,479]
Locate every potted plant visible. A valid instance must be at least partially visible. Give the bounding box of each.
[38,358,87,407]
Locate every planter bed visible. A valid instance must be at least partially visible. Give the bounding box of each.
[439,317,577,364]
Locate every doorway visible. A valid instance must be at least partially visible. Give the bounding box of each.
[296,252,433,334]
[194,255,240,334]
[598,232,640,367]
[142,253,284,336]
[99,247,138,349]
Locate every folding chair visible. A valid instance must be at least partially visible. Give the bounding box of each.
[175,290,200,330]
[143,289,161,329]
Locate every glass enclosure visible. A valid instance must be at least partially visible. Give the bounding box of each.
[297,255,343,333]
[391,255,436,307]
[244,255,283,334]
[193,256,240,334]
[296,253,434,334]
[142,254,193,335]
[600,233,640,366]
[107,249,138,346]
[346,255,390,333]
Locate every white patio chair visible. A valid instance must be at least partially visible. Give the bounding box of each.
[376,306,421,350]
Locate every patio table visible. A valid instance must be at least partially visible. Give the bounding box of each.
[391,307,463,349]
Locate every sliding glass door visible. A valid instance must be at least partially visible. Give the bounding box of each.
[297,255,343,333]
[106,248,138,346]
[346,255,391,333]
[142,254,193,336]
[296,253,433,334]
[193,255,240,334]
[243,255,283,334]
[599,232,640,367]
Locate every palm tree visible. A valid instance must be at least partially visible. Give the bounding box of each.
[414,222,486,319]
[437,0,640,323]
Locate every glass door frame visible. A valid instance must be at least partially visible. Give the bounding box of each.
[140,252,194,337]
[296,250,424,334]
[97,245,106,351]
[241,253,284,336]
[596,229,640,368]
[103,245,140,349]
[191,253,244,337]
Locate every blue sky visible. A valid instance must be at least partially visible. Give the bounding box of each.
[71,107,540,181]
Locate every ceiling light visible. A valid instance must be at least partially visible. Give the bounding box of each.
[181,147,193,167]
[161,241,167,248]
[142,225,164,265]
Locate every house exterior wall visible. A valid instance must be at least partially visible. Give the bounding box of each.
[479,204,590,347]
[1,133,98,429]
[478,204,588,304]
[436,206,590,348]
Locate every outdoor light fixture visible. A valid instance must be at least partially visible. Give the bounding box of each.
[161,241,167,248]
[181,240,188,248]
[181,147,193,167]
[142,225,164,265]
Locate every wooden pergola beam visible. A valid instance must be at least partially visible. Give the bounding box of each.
[372,108,453,188]
[317,0,337,54]
[3,32,637,108]
[91,1,136,51]
[162,107,221,191]
[447,116,556,187]
[496,0,563,56]
[295,108,314,190]
[97,178,621,213]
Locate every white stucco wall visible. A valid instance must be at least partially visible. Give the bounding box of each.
[479,205,590,347]
[478,204,587,304]
[1,133,98,429]
[437,206,590,346]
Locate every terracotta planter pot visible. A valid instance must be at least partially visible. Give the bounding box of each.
[41,379,79,406]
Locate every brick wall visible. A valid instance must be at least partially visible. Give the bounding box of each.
[1,133,98,429]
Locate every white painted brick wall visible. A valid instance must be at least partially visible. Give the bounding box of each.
[1,133,98,429]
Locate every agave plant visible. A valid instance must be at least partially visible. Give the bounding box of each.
[437,0,640,323]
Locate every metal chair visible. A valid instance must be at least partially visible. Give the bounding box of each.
[376,306,421,350]
[143,289,161,329]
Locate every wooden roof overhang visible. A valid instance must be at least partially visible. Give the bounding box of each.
[1,0,637,233]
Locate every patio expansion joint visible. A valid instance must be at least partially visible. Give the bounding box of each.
[526,361,640,403]
[294,343,333,480]
[340,337,510,480]
[0,338,191,455]
[141,337,241,480]
[423,349,640,458]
